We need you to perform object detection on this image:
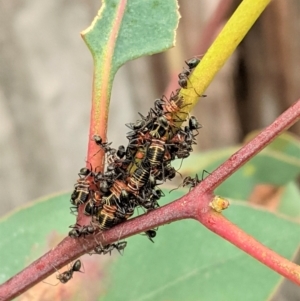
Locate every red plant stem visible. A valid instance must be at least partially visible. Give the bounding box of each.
[1,99,300,300]
[86,0,128,170]
[0,196,196,301]
[198,211,300,284]
[86,65,107,172]
[198,99,300,196]
[0,238,87,301]
[80,1,129,225]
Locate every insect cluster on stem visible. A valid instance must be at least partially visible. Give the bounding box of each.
[65,57,204,283]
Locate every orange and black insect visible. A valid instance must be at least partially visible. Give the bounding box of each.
[146,139,166,167]
[83,191,102,216]
[70,168,91,206]
[96,203,122,231]
[127,160,151,192]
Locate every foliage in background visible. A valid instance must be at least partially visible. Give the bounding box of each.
[1,0,300,300]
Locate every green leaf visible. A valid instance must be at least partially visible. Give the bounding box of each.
[101,201,300,301]
[1,192,299,300]
[81,0,179,147]
[244,131,300,159]
[277,181,300,220]
[0,193,115,299]
[81,0,179,101]
[0,193,74,284]
[83,0,179,72]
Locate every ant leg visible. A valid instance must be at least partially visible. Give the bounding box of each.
[81,236,91,255]
[42,279,59,286]
[92,235,105,255]
[169,180,183,193]
[176,158,184,172]
[175,168,183,179]
[201,169,211,180]
[113,224,127,256]
[42,264,61,286]
[76,260,85,274]
[69,206,78,216]
[169,187,178,193]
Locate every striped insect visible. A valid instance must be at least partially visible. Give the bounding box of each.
[127,159,151,192]
[70,168,92,206]
[83,191,102,216]
[146,139,166,167]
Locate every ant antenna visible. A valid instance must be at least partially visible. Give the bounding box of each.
[176,158,184,173]
[115,224,127,256]
[201,169,211,180]
[42,266,60,286]
[169,180,184,194]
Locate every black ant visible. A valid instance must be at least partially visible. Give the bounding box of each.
[91,226,127,256]
[184,170,211,190]
[170,170,210,193]
[144,229,157,243]
[92,135,115,159]
[178,57,201,89]
[69,223,95,238]
[178,57,207,97]
[44,260,83,285]
[152,158,179,182]
[106,145,126,169]
[125,119,146,131]
[185,57,201,70]
[182,174,201,191]
[137,186,163,211]
[57,260,83,284]
[149,115,169,139]
[93,241,127,255]
[93,135,112,152]
[78,167,92,178]
[126,111,154,132]
[188,115,202,136]
[178,69,191,89]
